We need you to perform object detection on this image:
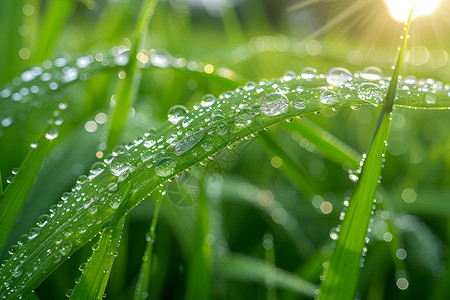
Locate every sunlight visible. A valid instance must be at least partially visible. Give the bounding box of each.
[385,0,441,22]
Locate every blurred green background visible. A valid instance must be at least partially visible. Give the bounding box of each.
[1,0,450,299]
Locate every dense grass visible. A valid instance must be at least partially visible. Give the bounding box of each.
[1,1,450,299]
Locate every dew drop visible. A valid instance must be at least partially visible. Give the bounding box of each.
[59,241,72,256]
[201,94,215,107]
[110,154,134,176]
[37,214,49,227]
[90,162,106,176]
[260,92,289,116]
[361,66,383,81]
[294,101,306,110]
[283,71,296,81]
[301,67,317,80]
[244,81,256,91]
[326,67,352,86]
[357,83,384,105]
[27,227,39,239]
[65,289,73,297]
[425,92,436,104]
[234,107,255,127]
[319,90,339,105]
[45,127,59,140]
[155,157,177,177]
[168,105,189,125]
[112,145,125,156]
[174,130,204,155]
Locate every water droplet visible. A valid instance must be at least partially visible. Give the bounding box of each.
[45,127,59,140]
[357,83,384,105]
[61,192,71,202]
[30,141,38,148]
[37,214,49,227]
[11,266,22,278]
[155,157,177,177]
[79,262,87,271]
[76,175,89,185]
[110,154,134,176]
[283,71,297,81]
[174,130,204,155]
[349,174,359,182]
[201,94,215,107]
[244,81,256,91]
[168,105,189,125]
[59,241,72,256]
[8,245,19,255]
[425,92,436,104]
[301,67,317,80]
[140,150,153,163]
[260,92,289,116]
[211,109,224,122]
[1,117,14,128]
[361,66,383,81]
[234,107,255,127]
[294,101,306,110]
[17,234,28,246]
[326,67,352,86]
[90,162,106,176]
[27,227,39,239]
[65,289,73,297]
[319,90,339,105]
[112,145,125,156]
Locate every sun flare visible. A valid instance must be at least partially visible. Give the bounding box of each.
[384,0,441,22]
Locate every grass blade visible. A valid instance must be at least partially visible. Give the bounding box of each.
[258,131,320,198]
[69,182,134,299]
[104,0,159,151]
[31,0,74,62]
[318,7,414,300]
[0,125,53,251]
[184,182,211,300]
[285,118,360,170]
[216,253,317,296]
[134,188,165,300]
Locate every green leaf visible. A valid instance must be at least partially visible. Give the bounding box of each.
[184,182,211,300]
[216,253,317,296]
[317,7,414,300]
[258,131,321,198]
[0,125,53,251]
[134,188,165,300]
[285,118,360,170]
[31,0,74,62]
[1,57,449,298]
[69,182,134,300]
[104,0,160,151]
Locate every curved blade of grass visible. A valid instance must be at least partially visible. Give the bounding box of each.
[2,46,449,133]
[285,118,360,170]
[31,0,74,62]
[104,0,159,151]
[216,253,317,296]
[0,125,53,251]
[134,187,165,300]
[1,57,449,297]
[69,181,134,300]
[318,7,413,300]
[263,233,277,300]
[0,54,119,129]
[184,182,211,300]
[258,131,320,198]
